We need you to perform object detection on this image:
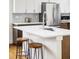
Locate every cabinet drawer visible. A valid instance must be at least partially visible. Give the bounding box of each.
[60,23,70,29]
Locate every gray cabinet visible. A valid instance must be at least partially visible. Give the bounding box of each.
[13,28,22,44]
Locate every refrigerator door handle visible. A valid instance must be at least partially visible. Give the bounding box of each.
[53,6,55,25]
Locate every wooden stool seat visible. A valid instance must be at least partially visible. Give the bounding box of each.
[29,43,42,48]
[16,37,28,46]
[16,37,28,42]
[29,43,43,59]
[16,37,29,59]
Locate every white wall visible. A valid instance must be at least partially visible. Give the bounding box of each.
[9,0,13,44]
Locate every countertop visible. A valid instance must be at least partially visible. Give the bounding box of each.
[60,20,70,23]
[14,25,70,38]
[13,20,70,26]
[13,22,43,26]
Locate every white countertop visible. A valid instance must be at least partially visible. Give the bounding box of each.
[14,25,70,38]
[60,20,70,23]
[13,22,43,26]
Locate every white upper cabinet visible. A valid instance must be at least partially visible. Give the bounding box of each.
[13,0,49,13]
[50,0,70,13]
[13,0,70,13]
[25,0,35,13]
[26,0,49,13]
[34,0,41,13]
[13,0,26,13]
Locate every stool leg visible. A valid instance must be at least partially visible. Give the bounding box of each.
[38,49,39,59]
[21,46,22,59]
[28,48,31,59]
[19,46,20,59]
[36,49,38,59]
[16,44,18,59]
[24,41,29,59]
[33,48,37,59]
[29,48,32,59]
[19,46,21,59]
[24,43,26,58]
[41,48,43,59]
[30,49,32,59]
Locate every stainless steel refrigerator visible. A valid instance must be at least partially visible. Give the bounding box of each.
[41,2,61,26]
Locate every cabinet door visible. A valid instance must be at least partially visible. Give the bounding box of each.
[34,0,48,13]
[13,28,22,44]
[13,0,26,13]
[26,0,40,13]
[50,0,70,13]
[60,23,70,29]
[62,36,70,59]
[26,0,35,13]
[26,0,49,13]
[34,0,41,13]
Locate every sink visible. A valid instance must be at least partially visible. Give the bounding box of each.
[44,28,54,31]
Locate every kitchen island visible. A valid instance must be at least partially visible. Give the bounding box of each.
[14,25,70,59]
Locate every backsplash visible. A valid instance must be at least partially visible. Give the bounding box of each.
[12,13,39,23]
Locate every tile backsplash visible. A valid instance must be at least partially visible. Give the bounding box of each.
[12,13,39,23]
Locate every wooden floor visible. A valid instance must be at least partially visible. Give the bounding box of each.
[9,45,28,59]
[9,45,16,59]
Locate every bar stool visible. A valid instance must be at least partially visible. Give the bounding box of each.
[29,43,43,59]
[16,37,29,59]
